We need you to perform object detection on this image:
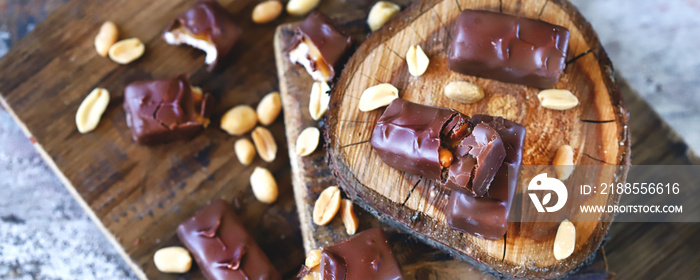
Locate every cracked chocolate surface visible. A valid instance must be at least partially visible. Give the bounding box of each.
[319,228,402,280]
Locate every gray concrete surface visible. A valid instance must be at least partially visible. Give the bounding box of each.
[0,0,698,279]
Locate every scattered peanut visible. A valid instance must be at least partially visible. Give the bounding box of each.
[305,249,322,268]
[538,89,579,110]
[296,127,320,156]
[250,167,278,204]
[76,88,110,133]
[553,145,575,180]
[313,186,341,225]
[153,246,192,273]
[286,0,320,16]
[251,126,277,162]
[94,21,118,57]
[406,45,429,77]
[108,38,145,64]
[309,81,330,120]
[444,81,484,104]
[252,1,283,24]
[358,83,399,112]
[257,92,282,126]
[553,219,576,260]
[367,1,401,31]
[340,199,358,235]
[221,105,257,135]
[234,138,256,165]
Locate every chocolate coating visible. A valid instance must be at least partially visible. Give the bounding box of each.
[177,200,281,280]
[293,11,352,80]
[445,115,526,239]
[446,123,506,197]
[320,228,403,280]
[448,10,570,88]
[371,99,461,180]
[124,74,212,145]
[165,0,243,70]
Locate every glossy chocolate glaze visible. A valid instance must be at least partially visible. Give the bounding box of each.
[448,10,570,88]
[446,123,506,197]
[292,12,352,80]
[445,115,526,240]
[123,74,212,145]
[177,200,281,280]
[165,0,243,70]
[320,228,403,280]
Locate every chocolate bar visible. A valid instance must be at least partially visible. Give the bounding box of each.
[163,0,243,71]
[124,74,213,145]
[448,10,570,88]
[289,12,352,82]
[177,200,281,280]
[370,99,506,197]
[445,115,526,239]
[318,228,403,280]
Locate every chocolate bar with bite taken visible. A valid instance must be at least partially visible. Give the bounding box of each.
[289,12,352,82]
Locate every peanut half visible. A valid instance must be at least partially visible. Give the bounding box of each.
[221,105,257,135]
[309,81,330,120]
[76,88,110,133]
[313,186,341,225]
[234,138,256,165]
[305,249,322,268]
[94,21,118,57]
[406,45,429,77]
[358,83,399,112]
[296,127,320,157]
[250,167,278,204]
[286,0,320,16]
[553,219,576,260]
[252,1,283,24]
[367,1,401,31]
[553,145,575,180]
[340,199,359,235]
[252,126,277,162]
[257,92,282,126]
[538,89,579,110]
[444,81,484,104]
[153,246,192,273]
[108,38,145,64]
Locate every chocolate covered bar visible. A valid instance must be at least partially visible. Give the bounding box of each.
[163,0,243,71]
[448,10,570,88]
[177,200,281,280]
[445,115,526,239]
[370,99,506,197]
[124,74,213,145]
[289,12,352,82]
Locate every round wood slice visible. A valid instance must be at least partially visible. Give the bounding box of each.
[327,0,630,278]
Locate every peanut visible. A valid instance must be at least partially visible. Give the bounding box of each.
[340,199,359,235]
[153,246,192,273]
[234,138,256,165]
[221,105,257,135]
[76,88,110,133]
[367,1,401,31]
[313,186,341,225]
[252,1,283,24]
[250,167,278,204]
[553,145,574,180]
[309,81,330,120]
[358,83,399,112]
[296,127,320,157]
[537,89,579,110]
[257,92,282,126]
[553,219,576,260]
[305,249,322,268]
[444,81,485,104]
[251,126,277,162]
[286,0,320,16]
[438,147,453,168]
[94,21,118,57]
[302,266,321,280]
[406,44,429,77]
[108,38,145,64]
